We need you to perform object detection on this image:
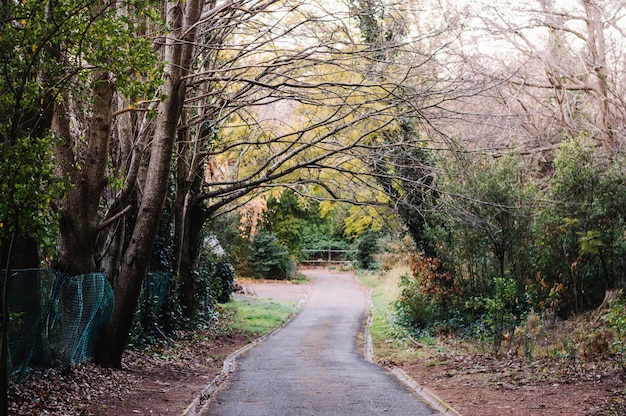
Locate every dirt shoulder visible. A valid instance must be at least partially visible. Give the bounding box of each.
[398,350,626,416]
[10,320,254,416]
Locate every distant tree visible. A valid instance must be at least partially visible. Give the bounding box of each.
[259,190,327,257]
[449,0,626,152]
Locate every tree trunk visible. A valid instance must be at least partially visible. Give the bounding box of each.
[174,123,194,318]
[582,0,614,150]
[95,0,205,368]
[55,72,115,275]
[177,196,208,320]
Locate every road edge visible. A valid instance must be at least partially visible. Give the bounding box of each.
[181,288,311,416]
[364,289,462,416]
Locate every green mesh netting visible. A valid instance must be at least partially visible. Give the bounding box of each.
[48,272,114,366]
[0,269,114,376]
[1,269,53,373]
[134,271,175,339]
[142,271,171,322]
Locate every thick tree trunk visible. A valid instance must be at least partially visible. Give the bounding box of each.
[95,0,205,368]
[55,72,115,275]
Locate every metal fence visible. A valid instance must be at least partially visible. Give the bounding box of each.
[300,248,357,266]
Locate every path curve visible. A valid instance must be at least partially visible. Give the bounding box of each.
[204,270,438,416]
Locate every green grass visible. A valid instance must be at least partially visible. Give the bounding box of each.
[290,272,311,285]
[220,297,299,336]
[358,266,430,363]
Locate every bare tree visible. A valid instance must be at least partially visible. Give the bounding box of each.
[442,0,626,154]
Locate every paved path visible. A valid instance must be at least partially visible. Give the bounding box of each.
[205,270,438,416]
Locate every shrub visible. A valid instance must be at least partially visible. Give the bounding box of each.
[356,230,379,269]
[396,278,434,329]
[395,257,455,331]
[248,232,294,280]
[602,291,626,367]
[468,276,525,351]
[535,138,626,314]
[212,260,235,303]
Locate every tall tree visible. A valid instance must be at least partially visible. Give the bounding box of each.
[94,0,205,367]
[0,1,81,412]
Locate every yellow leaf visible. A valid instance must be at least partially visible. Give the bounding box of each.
[319,200,334,218]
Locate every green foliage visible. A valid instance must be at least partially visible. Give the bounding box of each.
[390,137,626,351]
[356,229,379,269]
[0,0,161,116]
[468,277,524,349]
[436,153,537,282]
[261,190,344,260]
[191,232,234,322]
[0,0,161,264]
[78,2,163,100]
[534,137,626,314]
[395,257,457,333]
[602,291,626,365]
[191,258,217,328]
[0,136,63,253]
[212,260,235,304]
[248,232,294,280]
[396,273,434,329]
[261,190,316,257]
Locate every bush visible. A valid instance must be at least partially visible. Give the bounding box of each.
[212,260,235,303]
[468,276,525,350]
[248,232,294,280]
[395,257,453,331]
[356,230,379,269]
[534,138,626,314]
[396,278,434,329]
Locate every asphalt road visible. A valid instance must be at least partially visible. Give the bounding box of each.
[205,270,438,416]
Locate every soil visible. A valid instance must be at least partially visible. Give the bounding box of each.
[9,278,626,415]
[398,351,626,416]
[9,325,253,416]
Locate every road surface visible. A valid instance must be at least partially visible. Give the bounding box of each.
[205,269,438,416]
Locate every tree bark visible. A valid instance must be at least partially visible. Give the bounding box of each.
[55,72,115,275]
[177,195,208,319]
[95,0,205,368]
[173,122,194,318]
[582,0,614,150]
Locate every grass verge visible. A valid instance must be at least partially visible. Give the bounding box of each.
[219,297,299,336]
[358,265,433,364]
